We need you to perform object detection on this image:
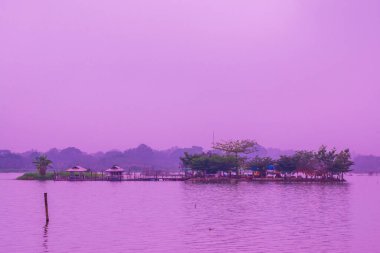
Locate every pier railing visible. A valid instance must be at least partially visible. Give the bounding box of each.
[53,171,188,181]
[53,171,345,182]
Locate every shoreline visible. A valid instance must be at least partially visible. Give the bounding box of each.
[14,172,348,183]
[186,177,346,183]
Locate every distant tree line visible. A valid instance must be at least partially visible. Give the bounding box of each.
[0,143,377,174]
[0,145,203,172]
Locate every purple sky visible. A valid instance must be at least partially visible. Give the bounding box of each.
[1,0,379,155]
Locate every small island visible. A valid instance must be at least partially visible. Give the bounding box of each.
[16,140,353,183]
[181,140,353,183]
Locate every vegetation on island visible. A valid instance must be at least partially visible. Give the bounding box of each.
[1,145,378,173]
[17,172,56,180]
[16,171,78,180]
[15,140,355,182]
[17,154,54,180]
[213,139,257,176]
[33,155,53,176]
[181,140,354,181]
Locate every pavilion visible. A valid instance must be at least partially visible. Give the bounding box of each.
[66,165,88,180]
[105,165,124,181]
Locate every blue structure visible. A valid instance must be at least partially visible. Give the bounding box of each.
[250,166,260,171]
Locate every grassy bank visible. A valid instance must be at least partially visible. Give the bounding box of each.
[17,172,55,180]
[16,171,104,180]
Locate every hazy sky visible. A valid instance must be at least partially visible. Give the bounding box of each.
[1,0,379,155]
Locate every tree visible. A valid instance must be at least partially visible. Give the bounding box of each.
[33,155,53,176]
[213,139,257,155]
[276,155,297,176]
[180,152,238,176]
[182,153,210,175]
[332,149,354,180]
[313,146,354,180]
[293,150,318,178]
[314,146,336,178]
[213,139,257,176]
[208,154,239,175]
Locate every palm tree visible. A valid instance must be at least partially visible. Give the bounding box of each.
[33,155,53,176]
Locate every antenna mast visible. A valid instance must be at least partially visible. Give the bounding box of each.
[212,131,215,148]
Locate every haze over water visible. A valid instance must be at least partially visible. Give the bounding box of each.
[1,174,380,253]
[1,1,380,252]
[1,0,380,155]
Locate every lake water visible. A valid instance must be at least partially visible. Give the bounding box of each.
[1,173,380,253]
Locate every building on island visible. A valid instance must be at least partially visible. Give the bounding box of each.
[105,165,124,181]
[266,165,275,178]
[66,165,88,180]
[266,165,281,178]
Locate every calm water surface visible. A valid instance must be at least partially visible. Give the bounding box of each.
[1,174,380,253]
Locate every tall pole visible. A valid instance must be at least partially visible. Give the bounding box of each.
[212,131,215,149]
[44,193,49,223]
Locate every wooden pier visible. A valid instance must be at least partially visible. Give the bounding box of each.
[53,171,188,181]
[52,171,345,183]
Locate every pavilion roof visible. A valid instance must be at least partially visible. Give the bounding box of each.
[66,165,88,172]
[105,165,124,172]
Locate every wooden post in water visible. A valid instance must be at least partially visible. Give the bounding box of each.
[44,193,49,223]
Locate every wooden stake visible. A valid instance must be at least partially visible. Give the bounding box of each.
[44,193,49,223]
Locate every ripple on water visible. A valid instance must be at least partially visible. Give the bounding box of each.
[0,175,379,253]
